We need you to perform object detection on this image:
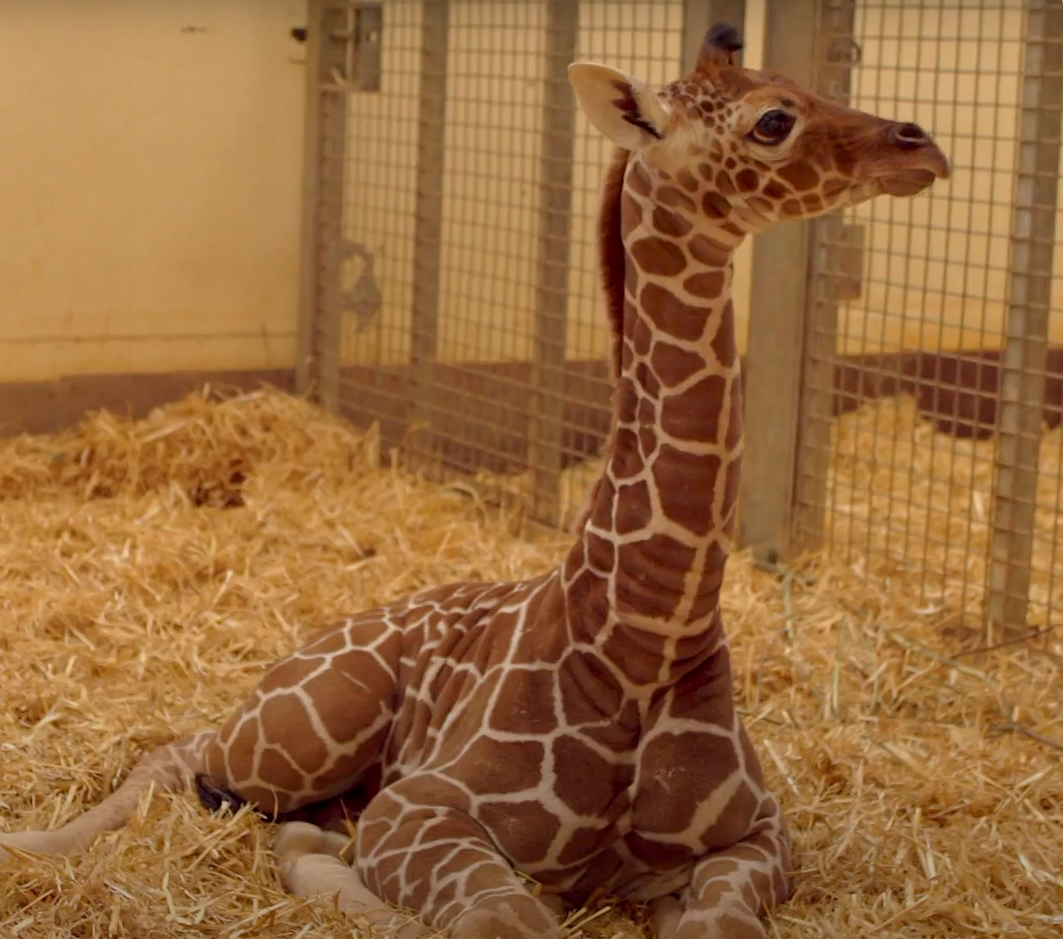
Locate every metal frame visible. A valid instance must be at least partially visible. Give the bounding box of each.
[986,0,1063,639]
[295,0,1063,635]
[296,0,351,411]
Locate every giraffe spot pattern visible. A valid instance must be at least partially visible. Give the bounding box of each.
[652,447,724,537]
[688,233,733,267]
[634,360,662,398]
[627,160,653,196]
[659,374,729,443]
[657,185,697,214]
[675,167,700,192]
[626,832,696,869]
[652,204,693,237]
[624,307,653,357]
[639,283,705,341]
[712,301,738,369]
[614,533,696,622]
[489,668,560,735]
[614,479,654,535]
[822,177,850,200]
[477,798,563,866]
[557,825,619,866]
[611,427,643,480]
[777,159,820,191]
[651,342,706,388]
[451,737,544,795]
[702,191,732,219]
[557,650,626,725]
[620,191,643,239]
[584,528,616,572]
[635,396,655,424]
[638,426,658,461]
[602,622,669,685]
[629,237,687,277]
[551,735,629,816]
[634,730,741,834]
[683,269,726,299]
[257,747,304,792]
[802,193,824,213]
[762,179,789,200]
[563,568,610,637]
[735,168,760,192]
[616,376,638,424]
[690,543,731,620]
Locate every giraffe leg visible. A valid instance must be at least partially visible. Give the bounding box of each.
[352,780,562,939]
[0,731,212,863]
[661,798,791,939]
[274,821,431,939]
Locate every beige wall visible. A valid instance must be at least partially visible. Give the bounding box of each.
[4,0,1058,386]
[0,0,308,382]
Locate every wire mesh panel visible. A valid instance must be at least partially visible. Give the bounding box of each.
[299,0,686,529]
[795,0,1063,637]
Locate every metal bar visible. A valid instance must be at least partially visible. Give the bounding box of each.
[408,0,450,461]
[528,0,578,528]
[791,0,857,556]
[295,0,349,406]
[986,0,1063,640]
[735,0,819,565]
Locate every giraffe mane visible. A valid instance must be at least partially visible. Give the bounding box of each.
[570,145,630,537]
[598,144,631,381]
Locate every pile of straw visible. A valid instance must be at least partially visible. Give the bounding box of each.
[1,386,1061,938]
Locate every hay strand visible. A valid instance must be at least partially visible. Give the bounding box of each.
[1,386,1061,938]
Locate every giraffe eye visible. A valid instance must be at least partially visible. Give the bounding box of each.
[750,109,796,146]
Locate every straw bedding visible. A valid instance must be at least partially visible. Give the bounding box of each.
[1,386,1061,939]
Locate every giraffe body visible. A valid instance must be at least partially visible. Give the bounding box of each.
[1,24,948,939]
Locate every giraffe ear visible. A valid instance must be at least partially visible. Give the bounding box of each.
[568,62,672,151]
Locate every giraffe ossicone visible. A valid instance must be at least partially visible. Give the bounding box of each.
[1,23,948,939]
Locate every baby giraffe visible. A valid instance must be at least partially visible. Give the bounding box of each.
[0,23,947,939]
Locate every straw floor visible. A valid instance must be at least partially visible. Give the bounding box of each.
[1,387,1061,939]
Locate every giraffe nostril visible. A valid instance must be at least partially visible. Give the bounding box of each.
[891,122,929,150]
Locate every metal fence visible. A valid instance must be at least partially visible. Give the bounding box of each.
[296,0,1063,640]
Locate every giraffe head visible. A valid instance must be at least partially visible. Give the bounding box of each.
[568,22,950,237]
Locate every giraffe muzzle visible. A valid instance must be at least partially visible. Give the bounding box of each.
[878,118,951,189]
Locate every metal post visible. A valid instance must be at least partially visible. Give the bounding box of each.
[295,0,350,409]
[409,0,450,461]
[735,0,822,565]
[986,0,1063,640]
[791,0,857,555]
[528,0,578,528]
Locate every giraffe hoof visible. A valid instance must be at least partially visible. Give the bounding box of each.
[274,821,353,862]
[650,896,684,939]
[274,821,329,858]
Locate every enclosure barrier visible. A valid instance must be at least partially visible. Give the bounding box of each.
[296,0,1062,641]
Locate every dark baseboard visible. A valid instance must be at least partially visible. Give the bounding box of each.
[3,348,1061,475]
[0,369,298,437]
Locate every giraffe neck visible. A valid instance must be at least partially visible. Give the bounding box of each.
[563,151,745,688]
